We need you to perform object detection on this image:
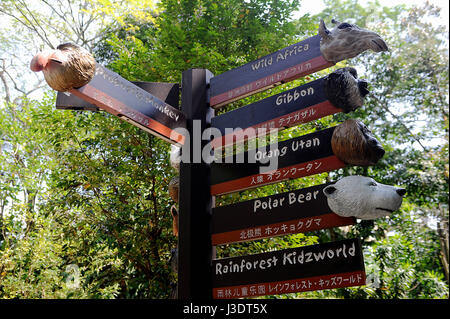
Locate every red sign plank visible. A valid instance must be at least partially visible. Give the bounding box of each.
[211,126,345,195]
[211,101,340,149]
[213,271,366,299]
[211,155,345,196]
[56,81,180,111]
[212,238,366,299]
[209,35,334,108]
[70,64,186,145]
[212,212,354,245]
[212,183,355,245]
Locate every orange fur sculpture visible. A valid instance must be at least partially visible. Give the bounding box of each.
[331,119,385,166]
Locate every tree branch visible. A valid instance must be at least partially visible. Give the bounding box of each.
[373,95,428,151]
[0,59,11,104]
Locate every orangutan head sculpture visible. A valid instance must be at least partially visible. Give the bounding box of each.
[30,43,96,92]
[319,19,389,63]
[331,119,385,166]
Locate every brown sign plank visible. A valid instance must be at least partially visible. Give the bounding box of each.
[211,77,341,148]
[209,35,334,108]
[69,64,186,145]
[211,126,345,195]
[212,183,355,245]
[212,238,365,298]
[56,81,180,111]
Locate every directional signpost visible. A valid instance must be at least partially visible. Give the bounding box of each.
[209,35,334,108]
[69,64,186,145]
[45,17,391,299]
[212,183,355,245]
[212,238,365,299]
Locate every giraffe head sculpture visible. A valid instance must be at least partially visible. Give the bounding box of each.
[319,19,389,63]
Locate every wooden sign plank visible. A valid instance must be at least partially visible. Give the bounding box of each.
[56,81,180,111]
[211,126,345,195]
[212,238,365,299]
[212,183,355,245]
[209,35,334,108]
[211,77,341,148]
[69,64,186,145]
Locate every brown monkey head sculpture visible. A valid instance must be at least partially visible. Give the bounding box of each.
[169,176,179,203]
[319,19,389,63]
[30,43,96,92]
[324,67,369,113]
[331,119,385,166]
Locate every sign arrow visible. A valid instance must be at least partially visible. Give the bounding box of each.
[209,35,334,108]
[212,182,355,245]
[212,238,365,299]
[211,126,345,195]
[69,64,186,145]
[211,77,339,148]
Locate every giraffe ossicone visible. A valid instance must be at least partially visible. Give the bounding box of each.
[319,19,389,63]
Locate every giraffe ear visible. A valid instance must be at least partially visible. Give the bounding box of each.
[319,19,332,41]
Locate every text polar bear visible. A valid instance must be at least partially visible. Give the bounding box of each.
[323,175,406,220]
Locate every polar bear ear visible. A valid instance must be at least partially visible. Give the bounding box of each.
[323,185,337,197]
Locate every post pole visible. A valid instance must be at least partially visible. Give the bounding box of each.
[178,68,214,299]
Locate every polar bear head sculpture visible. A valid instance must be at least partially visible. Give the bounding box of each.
[323,175,406,220]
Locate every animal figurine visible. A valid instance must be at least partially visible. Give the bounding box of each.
[30,43,96,92]
[169,176,179,204]
[319,19,389,63]
[324,67,369,113]
[323,175,406,220]
[331,119,385,166]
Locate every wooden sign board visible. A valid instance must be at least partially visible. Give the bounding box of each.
[212,183,355,245]
[209,35,334,108]
[69,64,186,145]
[211,77,341,148]
[212,238,366,299]
[56,81,180,111]
[211,126,345,195]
